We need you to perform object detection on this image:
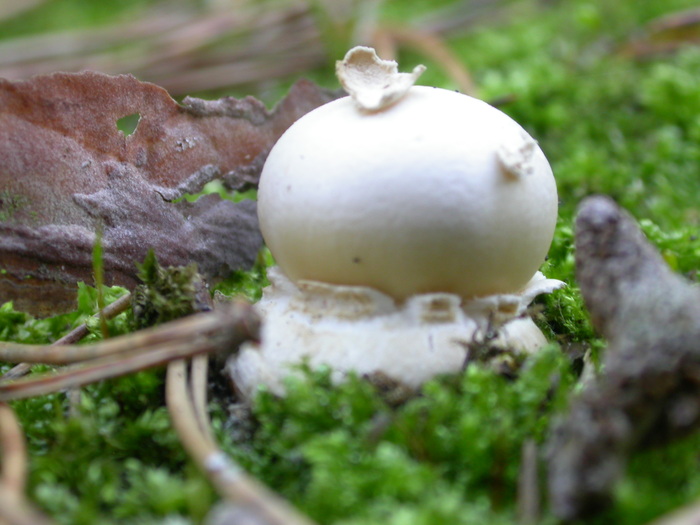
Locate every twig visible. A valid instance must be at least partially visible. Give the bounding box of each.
[190,355,214,442]
[58,292,133,346]
[0,403,53,525]
[373,25,477,95]
[0,292,132,381]
[166,359,317,525]
[516,439,540,524]
[0,403,25,499]
[0,301,259,402]
[0,340,211,401]
[0,0,48,22]
[416,0,509,36]
[646,500,700,525]
[0,365,32,384]
[0,490,53,525]
[620,7,700,58]
[0,296,226,365]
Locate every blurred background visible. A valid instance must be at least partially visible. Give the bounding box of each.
[0,0,492,103]
[3,0,697,104]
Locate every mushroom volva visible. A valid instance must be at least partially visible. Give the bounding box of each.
[229,47,563,398]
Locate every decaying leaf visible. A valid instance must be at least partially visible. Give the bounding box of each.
[0,71,339,316]
[547,196,700,521]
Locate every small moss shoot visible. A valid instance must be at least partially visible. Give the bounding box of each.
[130,250,208,330]
[212,247,273,303]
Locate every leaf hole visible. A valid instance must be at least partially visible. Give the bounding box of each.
[116,113,141,136]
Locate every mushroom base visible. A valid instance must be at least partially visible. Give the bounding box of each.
[227,267,564,399]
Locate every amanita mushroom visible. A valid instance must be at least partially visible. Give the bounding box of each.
[229,47,563,398]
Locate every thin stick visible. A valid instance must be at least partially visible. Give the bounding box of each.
[378,25,477,96]
[0,403,53,525]
[0,293,132,381]
[0,489,54,525]
[0,403,26,499]
[646,500,700,525]
[517,439,540,525]
[0,340,210,402]
[0,299,229,365]
[190,355,213,442]
[0,302,259,402]
[166,360,317,525]
[417,0,509,36]
[56,293,133,346]
[0,364,31,386]
[0,0,48,22]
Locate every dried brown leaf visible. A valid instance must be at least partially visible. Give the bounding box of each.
[0,71,338,315]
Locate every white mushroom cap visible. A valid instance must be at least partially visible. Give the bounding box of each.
[258,46,557,301]
[258,87,557,300]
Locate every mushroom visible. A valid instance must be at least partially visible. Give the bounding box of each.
[229,47,563,398]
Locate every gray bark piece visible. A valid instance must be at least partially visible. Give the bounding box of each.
[548,196,700,521]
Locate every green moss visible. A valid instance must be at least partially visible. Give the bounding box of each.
[17,373,215,525]
[219,348,572,524]
[588,432,700,525]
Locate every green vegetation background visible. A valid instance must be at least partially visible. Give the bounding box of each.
[3,0,700,523]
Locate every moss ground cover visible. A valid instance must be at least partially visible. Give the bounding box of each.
[3,0,700,523]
